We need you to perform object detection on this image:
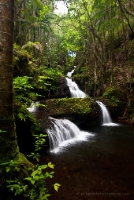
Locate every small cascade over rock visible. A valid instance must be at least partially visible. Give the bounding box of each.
[27,102,39,112]
[47,117,94,153]
[96,101,119,126]
[66,66,87,98]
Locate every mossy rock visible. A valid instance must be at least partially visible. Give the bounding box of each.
[44,98,92,115]
[39,98,100,128]
[102,86,127,116]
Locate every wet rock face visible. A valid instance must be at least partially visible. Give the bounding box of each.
[55,78,71,98]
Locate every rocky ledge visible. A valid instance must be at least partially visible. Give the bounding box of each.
[36,98,101,129]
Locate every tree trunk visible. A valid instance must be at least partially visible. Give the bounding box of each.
[0,2,31,199]
[0,0,19,163]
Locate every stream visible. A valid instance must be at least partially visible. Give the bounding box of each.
[29,66,134,199]
[42,124,134,200]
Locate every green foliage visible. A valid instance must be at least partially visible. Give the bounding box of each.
[39,5,50,21]
[37,66,63,80]
[36,76,51,91]
[35,66,64,92]
[6,180,28,196]
[0,160,20,173]
[13,76,41,105]
[1,103,61,199]
[14,0,53,47]
[14,76,33,91]
[103,87,120,104]
[53,183,61,192]
[1,160,55,200]
[22,41,43,53]
[14,76,37,104]
[14,0,134,100]
[15,103,32,121]
[14,43,21,50]
[14,45,32,59]
[13,65,64,105]
[28,133,47,162]
[34,134,47,152]
[0,125,60,200]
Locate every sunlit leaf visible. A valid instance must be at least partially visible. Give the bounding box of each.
[54,183,61,192]
[48,162,54,169]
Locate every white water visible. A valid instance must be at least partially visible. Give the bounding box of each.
[96,101,119,126]
[47,117,94,153]
[66,66,76,77]
[27,72,119,155]
[66,66,87,98]
[46,67,90,153]
[27,102,39,112]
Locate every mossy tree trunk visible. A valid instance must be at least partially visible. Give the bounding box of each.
[0,0,19,163]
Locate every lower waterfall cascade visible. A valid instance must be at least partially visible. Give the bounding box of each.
[47,117,94,153]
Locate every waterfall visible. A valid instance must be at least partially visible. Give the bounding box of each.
[47,117,94,153]
[66,66,76,77]
[66,66,87,98]
[45,67,91,153]
[27,102,39,112]
[96,101,118,126]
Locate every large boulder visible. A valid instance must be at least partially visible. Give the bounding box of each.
[36,98,100,129]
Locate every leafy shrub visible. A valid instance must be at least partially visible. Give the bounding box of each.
[103,87,120,105]
[13,66,64,104]
[0,127,61,200]
[14,76,39,105]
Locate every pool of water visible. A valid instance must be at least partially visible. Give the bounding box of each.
[41,123,134,200]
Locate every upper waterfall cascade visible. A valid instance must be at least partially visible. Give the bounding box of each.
[66,66,76,77]
[66,66,87,98]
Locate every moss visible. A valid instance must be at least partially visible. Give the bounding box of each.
[43,97,93,117]
[39,97,100,128]
[14,152,32,176]
[0,118,19,164]
[13,48,37,77]
[102,86,126,107]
